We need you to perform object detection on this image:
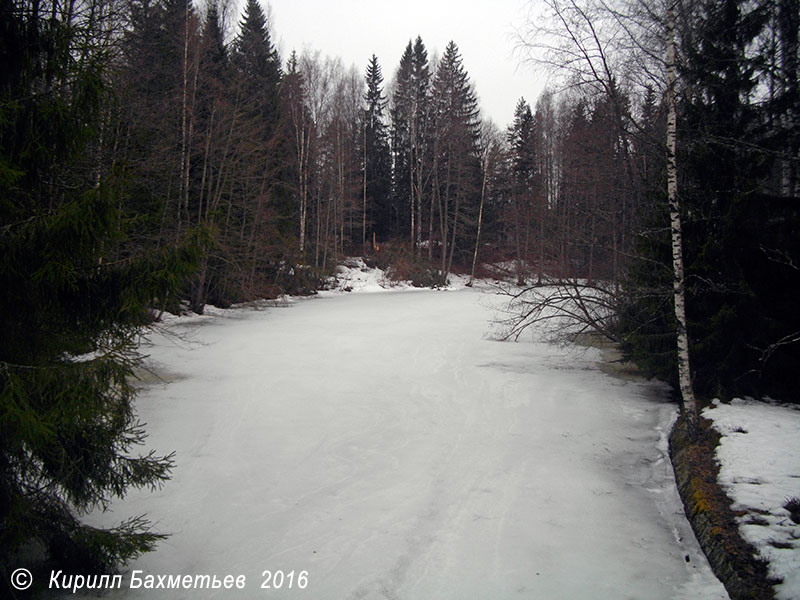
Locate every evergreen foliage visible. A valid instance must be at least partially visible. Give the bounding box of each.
[617,0,800,401]
[391,41,415,240]
[234,0,282,133]
[362,54,392,240]
[432,42,481,157]
[506,98,537,283]
[508,99,536,185]
[678,0,799,400]
[0,0,198,580]
[390,37,431,252]
[431,41,482,279]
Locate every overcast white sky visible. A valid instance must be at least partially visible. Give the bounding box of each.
[261,0,548,128]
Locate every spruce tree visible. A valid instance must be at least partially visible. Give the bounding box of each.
[391,37,431,252]
[189,0,229,312]
[431,41,482,279]
[507,98,536,284]
[679,0,789,399]
[411,38,432,253]
[230,0,297,297]
[234,0,282,135]
[508,99,536,183]
[1,0,197,583]
[619,0,800,402]
[391,41,415,242]
[362,54,392,241]
[280,51,313,257]
[201,0,228,83]
[411,37,432,116]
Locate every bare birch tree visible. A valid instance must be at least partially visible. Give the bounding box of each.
[664,0,697,425]
[511,0,699,422]
[469,120,504,285]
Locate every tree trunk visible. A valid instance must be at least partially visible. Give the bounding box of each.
[469,157,489,285]
[363,125,368,253]
[666,0,698,429]
[177,0,191,240]
[410,135,416,252]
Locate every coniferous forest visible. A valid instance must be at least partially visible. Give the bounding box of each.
[1,0,799,583]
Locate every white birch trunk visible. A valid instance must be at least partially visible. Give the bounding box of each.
[410,114,416,252]
[469,152,490,285]
[178,0,191,239]
[293,104,308,257]
[666,0,698,427]
[363,124,367,252]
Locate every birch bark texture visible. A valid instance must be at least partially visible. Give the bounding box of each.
[665,0,698,426]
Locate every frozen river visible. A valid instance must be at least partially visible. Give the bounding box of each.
[85,286,727,599]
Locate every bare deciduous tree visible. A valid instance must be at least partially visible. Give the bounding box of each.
[511,0,700,423]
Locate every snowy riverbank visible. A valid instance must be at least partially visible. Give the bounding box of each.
[703,399,800,600]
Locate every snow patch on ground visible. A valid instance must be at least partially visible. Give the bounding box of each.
[704,398,800,599]
[322,257,396,293]
[320,257,472,295]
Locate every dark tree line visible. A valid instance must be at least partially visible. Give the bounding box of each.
[1,0,199,582]
[508,0,800,415]
[620,0,800,403]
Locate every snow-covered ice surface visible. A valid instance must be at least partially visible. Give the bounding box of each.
[704,398,800,600]
[81,284,727,599]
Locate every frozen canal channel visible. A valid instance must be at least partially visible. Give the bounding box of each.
[87,286,728,599]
